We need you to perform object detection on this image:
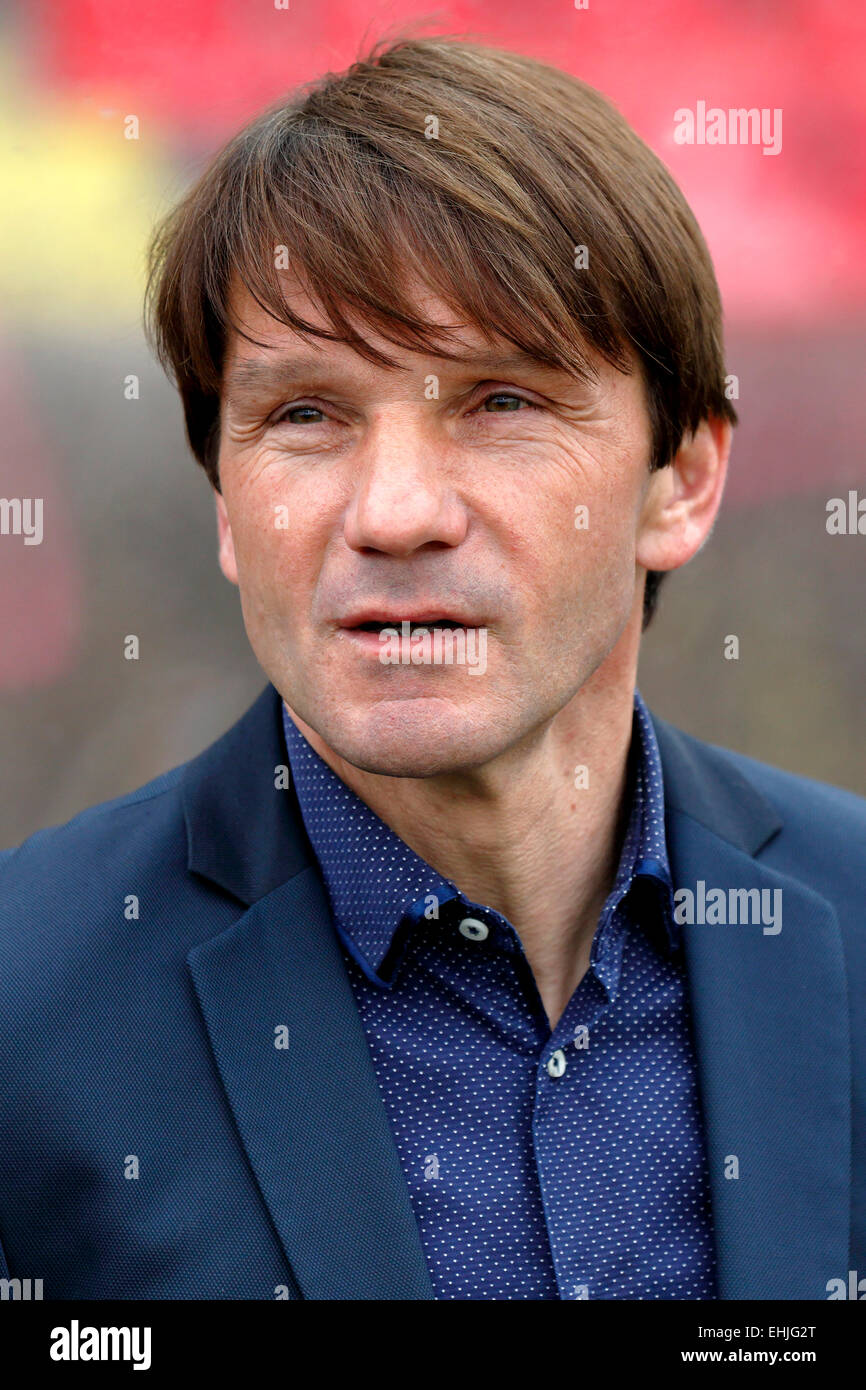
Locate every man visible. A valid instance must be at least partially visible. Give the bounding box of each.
[0,36,862,1302]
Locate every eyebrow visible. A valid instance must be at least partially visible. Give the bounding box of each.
[223,348,576,399]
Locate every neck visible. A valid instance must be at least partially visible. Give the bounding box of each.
[286,618,641,1030]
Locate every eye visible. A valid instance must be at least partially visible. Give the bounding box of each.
[475,391,538,413]
[272,402,328,426]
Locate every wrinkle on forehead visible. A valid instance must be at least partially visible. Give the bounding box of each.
[220,263,613,399]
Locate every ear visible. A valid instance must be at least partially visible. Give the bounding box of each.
[636,414,732,574]
[214,488,239,586]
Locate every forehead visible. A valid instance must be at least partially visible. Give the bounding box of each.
[222,267,502,382]
[219,262,640,404]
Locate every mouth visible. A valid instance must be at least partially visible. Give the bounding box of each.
[338,606,481,633]
[337,612,486,663]
[349,618,470,634]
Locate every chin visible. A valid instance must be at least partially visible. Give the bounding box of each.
[321,694,508,778]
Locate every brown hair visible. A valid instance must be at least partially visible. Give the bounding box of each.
[144,32,737,628]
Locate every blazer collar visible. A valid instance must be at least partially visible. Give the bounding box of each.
[181,683,313,906]
[650,711,783,857]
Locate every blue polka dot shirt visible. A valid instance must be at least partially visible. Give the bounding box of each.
[281,691,717,1300]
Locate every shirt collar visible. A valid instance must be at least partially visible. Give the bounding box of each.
[281,689,677,987]
[610,690,678,960]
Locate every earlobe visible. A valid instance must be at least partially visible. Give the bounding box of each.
[636,416,731,576]
[214,490,239,586]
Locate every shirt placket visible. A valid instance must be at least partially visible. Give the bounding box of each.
[532,905,627,1299]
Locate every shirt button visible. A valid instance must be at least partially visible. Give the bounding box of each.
[547,1049,567,1078]
[458,916,489,942]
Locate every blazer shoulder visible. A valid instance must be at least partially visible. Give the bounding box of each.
[0,741,255,1065]
[0,759,189,872]
[695,733,866,833]
[0,685,285,959]
[0,758,195,966]
[655,715,866,929]
[653,711,866,827]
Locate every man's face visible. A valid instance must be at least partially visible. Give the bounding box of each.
[216,273,656,777]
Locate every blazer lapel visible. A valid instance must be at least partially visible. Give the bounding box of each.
[182,684,435,1300]
[653,715,851,1299]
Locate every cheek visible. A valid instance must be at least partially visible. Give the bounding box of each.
[226,476,346,657]
[226,471,317,597]
[572,495,641,617]
[232,506,285,594]
[516,486,642,662]
[514,472,637,601]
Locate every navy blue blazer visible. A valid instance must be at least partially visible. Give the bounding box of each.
[0,683,863,1299]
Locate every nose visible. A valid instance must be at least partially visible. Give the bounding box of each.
[343,412,469,556]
